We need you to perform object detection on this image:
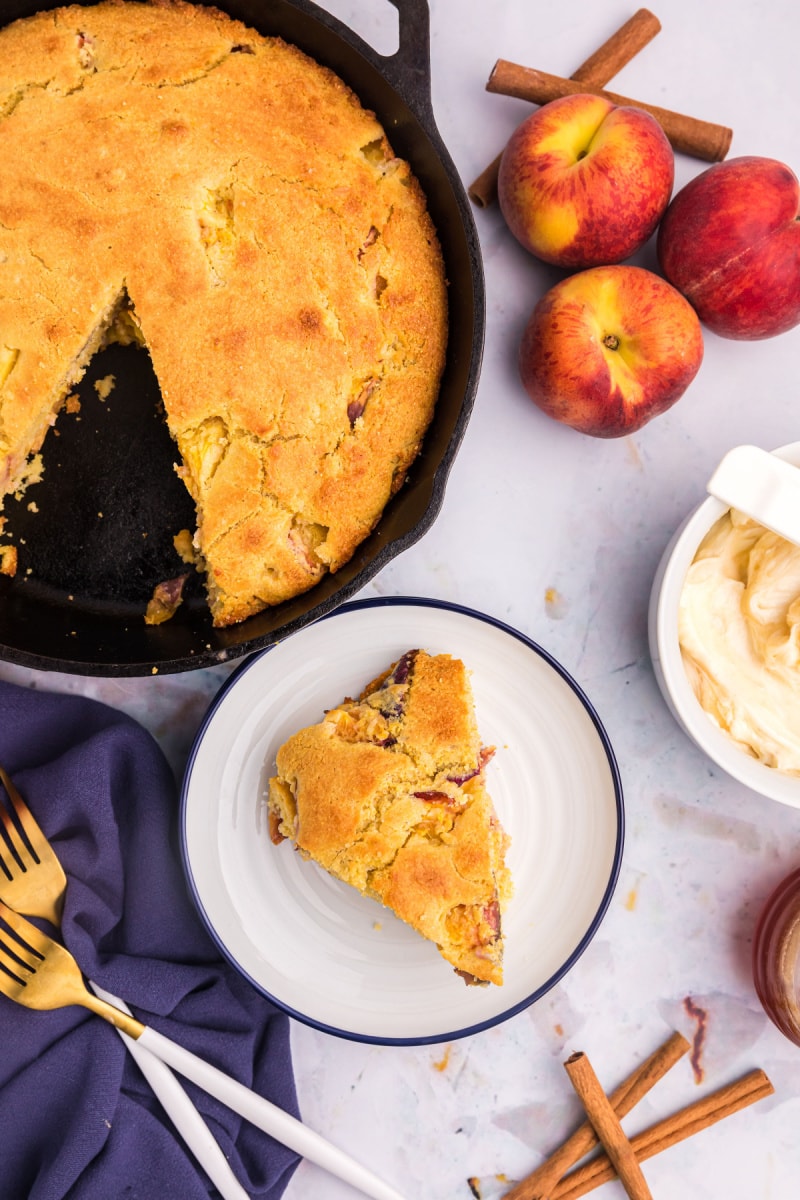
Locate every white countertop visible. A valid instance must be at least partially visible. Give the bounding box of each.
[3,1,800,1196]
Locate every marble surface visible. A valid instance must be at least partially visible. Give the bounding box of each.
[3,0,800,1196]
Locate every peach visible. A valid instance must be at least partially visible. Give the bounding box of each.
[657,156,800,340]
[518,265,704,437]
[497,93,674,268]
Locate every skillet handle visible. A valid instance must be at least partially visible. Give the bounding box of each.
[379,0,434,120]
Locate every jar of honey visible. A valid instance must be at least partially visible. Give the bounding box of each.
[753,866,800,1045]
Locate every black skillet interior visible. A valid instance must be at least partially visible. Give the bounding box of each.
[0,0,485,675]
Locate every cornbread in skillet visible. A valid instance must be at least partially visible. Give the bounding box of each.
[268,650,512,985]
[0,0,448,626]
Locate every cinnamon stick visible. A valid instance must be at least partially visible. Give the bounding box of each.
[568,8,662,83]
[487,61,732,162]
[564,1053,653,1200]
[468,8,662,208]
[552,1069,774,1200]
[502,1030,689,1200]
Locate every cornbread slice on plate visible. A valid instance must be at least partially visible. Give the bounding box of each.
[0,0,447,626]
[268,650,513,985]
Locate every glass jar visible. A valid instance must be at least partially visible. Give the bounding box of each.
[753,866,800,1046]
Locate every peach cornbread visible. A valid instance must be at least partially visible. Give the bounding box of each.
[0,0,447,626]
[268,650,512,985]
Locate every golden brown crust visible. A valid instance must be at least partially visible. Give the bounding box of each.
[268,650,512,985]
[0,1,447,625]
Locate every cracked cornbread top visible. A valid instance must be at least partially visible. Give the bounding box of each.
[0,0,448,626]
[268,650,512,985]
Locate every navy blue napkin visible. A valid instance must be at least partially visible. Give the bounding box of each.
[0,679,300,1200]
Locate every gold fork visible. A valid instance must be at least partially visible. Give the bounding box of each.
[0,898,406,1200]
[0,766,250,1200]
[0,894,140,1030]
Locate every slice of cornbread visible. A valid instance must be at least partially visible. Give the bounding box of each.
[0,0,447,626]
[268,650,512,985]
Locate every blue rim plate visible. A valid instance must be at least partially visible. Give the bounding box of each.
[180,597,624,1045]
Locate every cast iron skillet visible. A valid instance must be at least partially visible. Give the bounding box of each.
[0,0,485,676]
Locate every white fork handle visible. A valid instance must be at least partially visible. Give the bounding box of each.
[90,984,406,1200]
[90,982,250,1200]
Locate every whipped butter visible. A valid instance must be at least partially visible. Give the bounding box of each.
[679,508,800,773]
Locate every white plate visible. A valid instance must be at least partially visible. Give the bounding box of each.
[180,598,623,1044]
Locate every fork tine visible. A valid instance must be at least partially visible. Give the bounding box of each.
[0,766,45,847]
[0,957,28,991]
[0,839,15,883]
[0,905,44,974]
[0,898,54,957]
[0,767,67,925]
[0,812,35,876]
[0,769,39,872]
[0,934,38,979]
[0,766,47,864]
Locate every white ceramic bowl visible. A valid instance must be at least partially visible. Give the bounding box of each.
[648,441,800,809]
